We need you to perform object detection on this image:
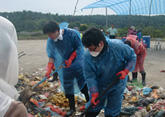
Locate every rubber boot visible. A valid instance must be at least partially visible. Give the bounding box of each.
[53,72,58,81]
[105,115,119,117]
[85,112,100,117]
[127,75,131,82]
[65,94,75,116]
[141,72,146,86]
[48,72,58,82]
[80,84,89,102]
[132,72,138,82]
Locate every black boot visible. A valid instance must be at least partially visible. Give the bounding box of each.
[80,84,89,102]
[53,72,58,81]
[105,115,119,117]
[48,72,58,82]
[65,94,75,116]
[127,75,131,82]
[85,112,100,117]
[141,72,146,86]
[132,72,138,82]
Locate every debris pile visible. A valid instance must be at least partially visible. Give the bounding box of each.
[16,72,165,117]
[16,73,86,117]
[121,82,165,117]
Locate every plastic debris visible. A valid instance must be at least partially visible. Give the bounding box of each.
[16,71,165,117]
[143,87,152,96]
[16,72,86,117]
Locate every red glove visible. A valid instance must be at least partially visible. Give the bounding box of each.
[91,92,99,106]
[65,51,77,68]
[45,62,54,78]
[79,105,85,111]
[116,69,129,79]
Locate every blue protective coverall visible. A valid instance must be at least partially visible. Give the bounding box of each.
[46,28,86,95]
[83,39,136,116]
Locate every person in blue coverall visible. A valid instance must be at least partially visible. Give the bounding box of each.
[82,28,136,117]
[43,21,89,116]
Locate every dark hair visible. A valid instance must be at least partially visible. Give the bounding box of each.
[43,21,60,34]
[124,40,131,47]
[82,28,106,47]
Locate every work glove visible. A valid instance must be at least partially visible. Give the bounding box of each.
[79,105,85,111]
[91,92,99,106]
[45,62,54,78]
[116,69,129,79]
[65,51,77,68]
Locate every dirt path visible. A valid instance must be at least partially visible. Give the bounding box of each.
[18,40,48,75]
[18,40,165,88]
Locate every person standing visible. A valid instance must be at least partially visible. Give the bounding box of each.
[128,26,137,36]
[43,21,89,116]
[82,28,136,117]
[124,35,147,86]
[107,24,118,39]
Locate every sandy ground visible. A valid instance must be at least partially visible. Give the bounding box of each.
[18,40,165,88]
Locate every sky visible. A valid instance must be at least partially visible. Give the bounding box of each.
[0,0,116,15]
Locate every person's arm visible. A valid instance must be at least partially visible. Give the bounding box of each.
[45,58,55,77]
[0,89,28,117]
[116,43,136,79]
[134,43,141,55]
[65,29,83,67]
[65,51,76,68]
[45,39,55,77]
[84,58,99,105]
[72,30,83,58]
[0,79,19,100]
[129,38,140,55]
[84,58,98,94]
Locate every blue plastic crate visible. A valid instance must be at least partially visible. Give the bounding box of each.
[142,36,150,48]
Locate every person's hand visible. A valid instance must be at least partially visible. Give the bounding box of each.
[65,51,77,68]
[116,69,129,79]
[91,92,99,106]
[65,59,72,68]
[79,105,85,111]
[45,62,54,78]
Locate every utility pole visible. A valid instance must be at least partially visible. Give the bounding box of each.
[106,7,108,28]
[149,0,153,16]
[73,0,79,15]
[129,0,132,15]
